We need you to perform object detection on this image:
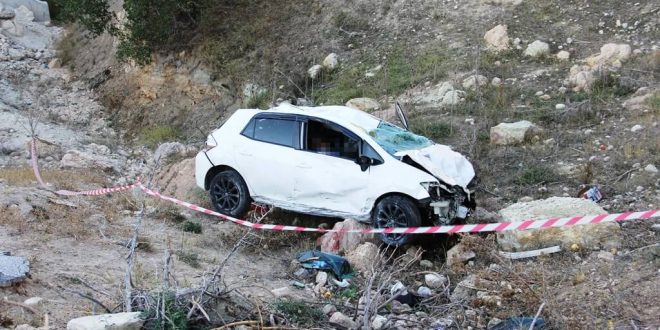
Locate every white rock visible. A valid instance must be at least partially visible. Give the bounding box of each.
[316,271,328,286]
[329,312,357,329]
[644,164,658,174]
[14,6,34,23]
[441,90,465,106]
[48,58,62,69]
[66,312,144,330]
[496,197,621,251]
[586,43,632,68]
[596,251,614,261]
[555,103,566,110]
[371,315,388,330]
[462,74,488,90]
[0,8,15,19]
[490,120,542,145]
[417,286,433,297]
[524,40,550,57]
[322,53,339,70]
[556,50,570,61]
[630,124,643,132]
[424,273,447,289]
[322,304,337,315]
[345,97,380,113]
[419,259,433,268]
[271,287,294,298]
[483,24,510,51]
[445,243,476,266]
[491,77,502,86]
[23,297,43,306]
[153,142,194,162]
[307,64,322,79]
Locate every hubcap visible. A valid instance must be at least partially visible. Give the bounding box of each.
[375,203,408,241]
[211,176,240,212]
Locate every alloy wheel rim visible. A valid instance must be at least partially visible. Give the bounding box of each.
[375,203,408,241]
[212,176,240,212]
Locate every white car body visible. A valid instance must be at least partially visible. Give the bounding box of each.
[195,103,475,222]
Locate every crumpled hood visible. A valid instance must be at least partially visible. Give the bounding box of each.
[395,144,475,190]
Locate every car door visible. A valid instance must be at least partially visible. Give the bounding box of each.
[292,117,370,218]
[234,113,301,204]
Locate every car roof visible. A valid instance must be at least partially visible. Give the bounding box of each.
[236,103,383,133]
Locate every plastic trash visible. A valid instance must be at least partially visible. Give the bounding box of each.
[578,186,602,202]
[297,250,353,280]
[490,317,545,330]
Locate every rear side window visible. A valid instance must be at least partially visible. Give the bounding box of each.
[243,117,299,148]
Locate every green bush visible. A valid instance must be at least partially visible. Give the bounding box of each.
[180,220,202,234]
[273,299,325,327]
[138,126,180,148]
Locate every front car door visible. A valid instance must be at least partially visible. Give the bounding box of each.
[292,117,371,220]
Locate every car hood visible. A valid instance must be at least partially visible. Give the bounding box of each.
[395,144,475,190]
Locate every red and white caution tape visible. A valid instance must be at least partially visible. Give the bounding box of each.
[137,182,659,234]
[30,138,138,196]
[29,138,660,234]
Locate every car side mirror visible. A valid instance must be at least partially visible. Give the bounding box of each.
[357,156,372,172]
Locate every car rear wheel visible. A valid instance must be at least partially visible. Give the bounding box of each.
[372,195,421,246]
[209,170,251,218]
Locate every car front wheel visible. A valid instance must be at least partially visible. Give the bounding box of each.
[372,195,421,246]
[209,170,251,218]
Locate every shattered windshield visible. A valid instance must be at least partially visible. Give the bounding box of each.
[369,121,433,155]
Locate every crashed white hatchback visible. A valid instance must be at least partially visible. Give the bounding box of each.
[195,103,476,245]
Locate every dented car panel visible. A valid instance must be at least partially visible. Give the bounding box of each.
[195,103,476,229]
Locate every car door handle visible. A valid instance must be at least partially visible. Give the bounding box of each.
[297,163,312,169]
[238,151,252,156]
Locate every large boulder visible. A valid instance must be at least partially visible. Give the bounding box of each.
[524,40,550,57]
[483,25,509,51]
[329,312,357,329]
[496,197,621,252]
[462,75,488,90]
[154,157,197,201]
[153,142,196,163]
[408,82,465,109]
[345,242,379,274]
[585,43,632,69]
[345,97,381,113]
[60,150,121,172]
[318,219,376,253]
[490,120,542,145]
[0,0,50,22]
[322,53,339,71]
[67,312,144,330]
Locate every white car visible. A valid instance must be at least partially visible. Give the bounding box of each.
[195,103,476,245]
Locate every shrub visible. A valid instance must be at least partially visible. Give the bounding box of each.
[273,299,325,327]
[138,126,180,148]
[180,220,202,234]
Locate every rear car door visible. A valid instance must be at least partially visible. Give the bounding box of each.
[292,117,370,218]
[235,113,302,204]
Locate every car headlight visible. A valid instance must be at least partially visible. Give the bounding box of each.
[420,182,437,190]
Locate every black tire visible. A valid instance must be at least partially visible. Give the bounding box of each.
[372,195,421,246]
[209,170,251,218]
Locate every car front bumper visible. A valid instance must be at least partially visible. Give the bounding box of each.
[195,151,213,190]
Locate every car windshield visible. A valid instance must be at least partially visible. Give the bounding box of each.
[368,121,433,155]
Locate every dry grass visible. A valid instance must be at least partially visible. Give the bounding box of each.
[0,166,107,189]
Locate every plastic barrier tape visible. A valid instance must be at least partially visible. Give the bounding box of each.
[30,139,659,234]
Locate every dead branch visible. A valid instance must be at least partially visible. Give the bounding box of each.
[58,287,112,313]
[1,297,38,314]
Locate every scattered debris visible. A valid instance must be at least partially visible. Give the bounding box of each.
[297,250,353,280]
[66,312,144,330]
[499,245,561,259]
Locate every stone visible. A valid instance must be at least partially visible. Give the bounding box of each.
[586,43,632,68]
[490,120,542,145]
[496,197,621,252]
[322,53,339,70]
[556,50,570,61]
[345,242,379,274]
[48,58,62,69]
[322,304,337,316]
[14,5,34,23]
[424,273,447,289]
[316,271,328,286]
[569,65,595,92]
[271,287,294,298]
[60,150,120,172]
[153,142,195,162]
[630,124,643,132]
[329,312,357,329]
[596,251,614,261]
[524,40,550,57]
[417,286,433,297]
[408,81,465,109]
[242,83,267,99]
[154,157,196,201]
[23,297,43,307]
[419,259,433,268]
[483,24,509,51]
[0,8,15,19]
[450,274,477,303]
[0,0,50,21]
[308,64,322,79]
[445,243,476,266]
[371,315,388,330]
[0,254,30,287]
[66,312,143,330]
[644,164,658,174]
[345,97,381,113]
[491,77,502,86]
[318,219,376,253]
[441,90,465,106]
[461,75,488,90]
[555,103,566,110]
[622,92,654,111]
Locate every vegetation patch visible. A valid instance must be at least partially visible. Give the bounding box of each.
[175,250,200,268]
[515,164,557,186]
[179,220,202,234]
[272,299,326,328]
[138,126,180,149]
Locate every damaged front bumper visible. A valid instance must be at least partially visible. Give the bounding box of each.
[420,182,475,226]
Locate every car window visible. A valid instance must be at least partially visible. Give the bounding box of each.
[305,119,358,160]
[248,118,299,147]
[362,141,384,164]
